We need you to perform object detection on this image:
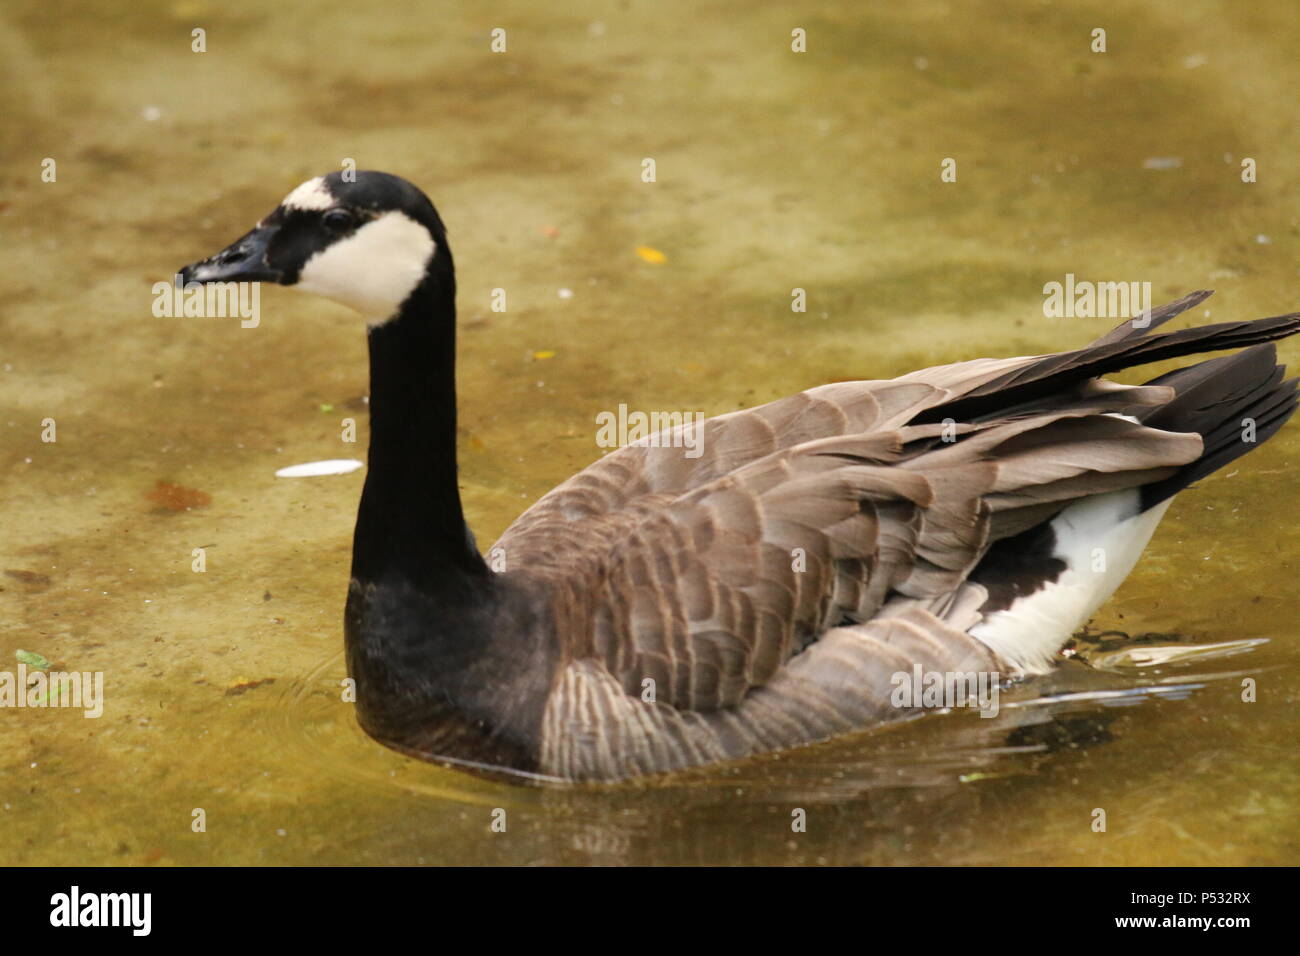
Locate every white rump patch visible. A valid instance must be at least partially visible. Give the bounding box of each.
[969,488,1173,675]
[295,210,437,319]
[281,177,335,211]
[275,459,365,478]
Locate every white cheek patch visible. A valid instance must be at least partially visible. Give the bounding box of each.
[295,210,437,319]
[281,177,335,211]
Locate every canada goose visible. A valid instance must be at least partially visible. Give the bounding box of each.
[180,171,1300,782]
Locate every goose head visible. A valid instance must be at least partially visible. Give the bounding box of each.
[180,171,450,321]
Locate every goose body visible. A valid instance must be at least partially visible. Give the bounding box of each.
[182,172,1300,782]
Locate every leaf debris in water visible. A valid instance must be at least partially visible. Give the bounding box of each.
[958,771,1015,784]
[146,480,212,511]
[16,649,51,671]
[4,569,51,588]
[224,677,276,696]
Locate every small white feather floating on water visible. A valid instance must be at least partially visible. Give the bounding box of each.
[275,459,365,478]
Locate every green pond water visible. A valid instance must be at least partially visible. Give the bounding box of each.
[1,0,1297,865]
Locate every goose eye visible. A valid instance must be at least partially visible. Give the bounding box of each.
[322,209,355,233]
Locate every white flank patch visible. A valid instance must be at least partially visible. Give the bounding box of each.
[275,459,364,478]
[295,210,436,319]
[969,488,1173,676]
[281,177,335,211]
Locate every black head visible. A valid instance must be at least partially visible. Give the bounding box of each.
[179,171,452,319]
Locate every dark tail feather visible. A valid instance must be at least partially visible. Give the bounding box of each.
[915,302,1300,425]
[1089,288,1214,347]
[1135,344,1299,507]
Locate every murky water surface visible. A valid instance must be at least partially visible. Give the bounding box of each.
[2,0,1297,865]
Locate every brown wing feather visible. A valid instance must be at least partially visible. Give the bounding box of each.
[493,380,944,579]
[579,399,1198,712]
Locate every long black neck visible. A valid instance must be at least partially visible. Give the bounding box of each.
[350,272,489,593]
